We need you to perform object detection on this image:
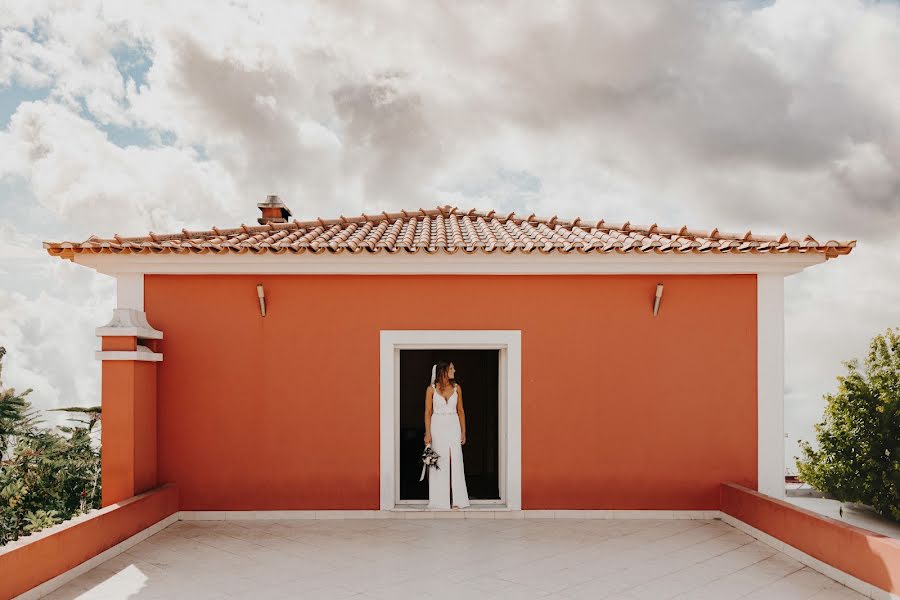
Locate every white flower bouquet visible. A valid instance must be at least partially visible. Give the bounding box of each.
[419,443,441,482]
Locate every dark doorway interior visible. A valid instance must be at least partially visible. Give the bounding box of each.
[399,349,500,501]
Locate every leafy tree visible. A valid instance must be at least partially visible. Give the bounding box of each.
[0,347,38,462]
[796,328,900,522]
[0,347,101,545]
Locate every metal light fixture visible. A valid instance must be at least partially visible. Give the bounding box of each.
[257,284,266,317]
[653,283,664,317]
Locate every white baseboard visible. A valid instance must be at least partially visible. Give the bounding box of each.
[524,510,721,520]
[177,509,722,520]
[720,513,898,600]
[13,513,179,600]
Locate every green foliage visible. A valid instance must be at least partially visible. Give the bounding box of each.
[0,347,101,545]
[796,328,900,522]
[22,509,62,533]
[0,347,39,462]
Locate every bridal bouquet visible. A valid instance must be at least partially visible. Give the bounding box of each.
[419,444,441,482]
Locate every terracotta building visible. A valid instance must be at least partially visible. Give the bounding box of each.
[10,200,898,600]
[43,199,855,513]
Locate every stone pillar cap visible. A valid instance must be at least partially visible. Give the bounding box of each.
[96,308,163,339]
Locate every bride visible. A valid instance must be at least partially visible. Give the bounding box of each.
[424,361,471,509]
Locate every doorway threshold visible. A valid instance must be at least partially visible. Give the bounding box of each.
[389,504,516,517]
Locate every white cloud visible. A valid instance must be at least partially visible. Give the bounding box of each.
[4,1,897,227]
[0,230,114,425]
[1,101,241,237]
[0,0,898,468]
[785,242,900,467]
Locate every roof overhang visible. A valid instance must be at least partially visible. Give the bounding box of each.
[69,250,828,277]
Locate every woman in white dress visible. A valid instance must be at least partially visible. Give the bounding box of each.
[424,361,470,509]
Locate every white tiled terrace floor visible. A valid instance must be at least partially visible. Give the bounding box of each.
[43,517,864,600]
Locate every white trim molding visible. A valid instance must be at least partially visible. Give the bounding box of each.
[757,273,786,498]
[114,273,144,311]
[95,308,164,362]
[379,330,522,511]
[74,252,827,276]
[95,346,163,362]
[179,509,720,521]
[95,308,163,340]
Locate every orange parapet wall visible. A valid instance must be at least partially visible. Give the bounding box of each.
[721,483,900,596]
[0,484,178,599]
[145,274,757,511]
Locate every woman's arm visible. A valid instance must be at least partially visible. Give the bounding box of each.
[456,384,466,445]
[424,386,434,444]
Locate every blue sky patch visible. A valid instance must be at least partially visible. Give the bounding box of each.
[111,42,153,89]
[0,86,50,127]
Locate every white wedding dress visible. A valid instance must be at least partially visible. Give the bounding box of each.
[428,382,470,509]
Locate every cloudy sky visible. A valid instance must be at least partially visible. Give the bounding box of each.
[1,0,898,468]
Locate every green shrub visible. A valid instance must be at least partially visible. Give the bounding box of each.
[0,347,101,545]
[796,328,900,522]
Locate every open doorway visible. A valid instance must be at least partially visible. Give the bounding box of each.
[379,329,521,510]
[398,349,500,502]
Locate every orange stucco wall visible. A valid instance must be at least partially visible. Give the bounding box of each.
[133,361,158,496]
[721,483,900,594]
[145,274,757,510]
[101,359,158,506]
[0,484,178,600]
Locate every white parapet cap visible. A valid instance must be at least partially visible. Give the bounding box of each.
[95,308,163,339]
[96,345,163,362]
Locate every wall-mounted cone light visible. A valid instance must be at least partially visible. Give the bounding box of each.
[257,284,267,317]
[653,283,664,317]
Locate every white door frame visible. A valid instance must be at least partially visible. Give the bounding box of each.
[380,330,522,510]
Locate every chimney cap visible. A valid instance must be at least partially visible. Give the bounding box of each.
[257,195,292,225]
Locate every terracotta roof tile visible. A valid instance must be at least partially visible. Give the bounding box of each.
[43,204,856,259]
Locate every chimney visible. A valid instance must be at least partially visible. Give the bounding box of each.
[257,195,292,225]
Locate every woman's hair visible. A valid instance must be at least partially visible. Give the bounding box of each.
[433,360,454,386]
